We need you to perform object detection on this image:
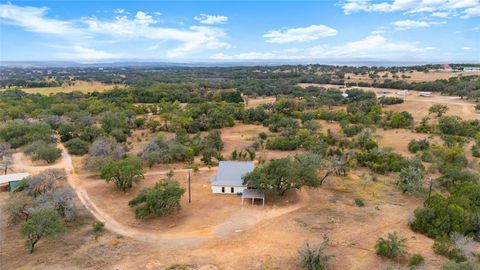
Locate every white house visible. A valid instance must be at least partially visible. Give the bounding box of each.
[211,161,254,194]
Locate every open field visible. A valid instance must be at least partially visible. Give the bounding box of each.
[344,70,480,83]
[246,96,277,108]
[297,83,479,121]
[1,80,121,94]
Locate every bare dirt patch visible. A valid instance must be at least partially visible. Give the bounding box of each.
[245,96,276,108]
[14,81,121,94]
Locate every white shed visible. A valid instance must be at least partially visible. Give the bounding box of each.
[211,161,254,194]
[0,172,29,191]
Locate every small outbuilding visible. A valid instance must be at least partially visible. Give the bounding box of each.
[377,90,389,94]
[396,90,409,96]
[0,172,29,192]
[211,161,254,194]
[419,91,432,97]
[241,189,265,206]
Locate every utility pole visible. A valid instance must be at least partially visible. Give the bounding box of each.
[188,170,191,203]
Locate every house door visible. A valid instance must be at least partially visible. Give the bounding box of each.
[231,187,234,193]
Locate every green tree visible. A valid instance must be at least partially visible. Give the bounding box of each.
[26,142,61,164]
[20,209,64,253]
[64,138,89,155]
[429,104,449,117]
[128,180,185,219]
[146,120,161,132]
[100,158,144,193]
[243,155,319,196]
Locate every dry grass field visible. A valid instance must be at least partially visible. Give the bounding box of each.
[3,80,121,94]
[297,83,479,121]
[344,70,480,84]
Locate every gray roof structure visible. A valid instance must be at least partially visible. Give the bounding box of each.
[211,161,254,187]
[0,172,29,185]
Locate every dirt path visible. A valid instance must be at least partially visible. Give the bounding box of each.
[60,147,209,246]
[11,145,305,247]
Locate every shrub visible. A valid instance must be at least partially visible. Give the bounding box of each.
[24,141,61,163]
[379,96,404,105]
[266,136,300,150]
[92,221,104,239]
[409,254,424,267]
[65,138,89,155]
[342,124,364,137]
[382,111,414,129]
[128,180,185,219]
[408,139,430,153]
[354,198,365,207]
[397,164,425,196]
[356,148,406,174]
[433,237,467,263]
[440,260,479,270]
[472,144,480,158]
[375,232,408,260]
[298,235,334,270]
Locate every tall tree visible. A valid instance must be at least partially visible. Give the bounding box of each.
[20,209,64,253]
[100,158,144,193]
[243,155,319,196]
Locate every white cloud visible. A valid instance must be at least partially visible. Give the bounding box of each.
[0,3,230,59]
[342,0,480,19]
[211,34,434,60]
[391,19,446,30]
[462,46,473,50]
[194,14,228,25]
[85,13,230,57]
[307,34,433,58]
[0,4,80,35]
[210,52,276,60]
[134,11,156,25]
[461,5,480,17]
[263,25,337,43]
[61,45,120,60]
[431,11,450,17]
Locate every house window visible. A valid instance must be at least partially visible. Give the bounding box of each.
[221,187,225,193]
[231,187,234,193]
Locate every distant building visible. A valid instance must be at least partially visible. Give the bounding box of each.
[441,64,452,72]
[464,67,480,72]
[0,172,29,192]
[419,91,432,97]
[396,90,409,96]
[211,161,254,194]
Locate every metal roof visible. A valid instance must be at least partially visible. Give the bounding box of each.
[0,172,29,185]
[211,161,254,187]
[242,189,264,199]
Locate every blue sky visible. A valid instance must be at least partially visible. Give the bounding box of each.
[0,0,479,62]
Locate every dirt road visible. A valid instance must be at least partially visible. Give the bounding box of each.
[11,146,303,246]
